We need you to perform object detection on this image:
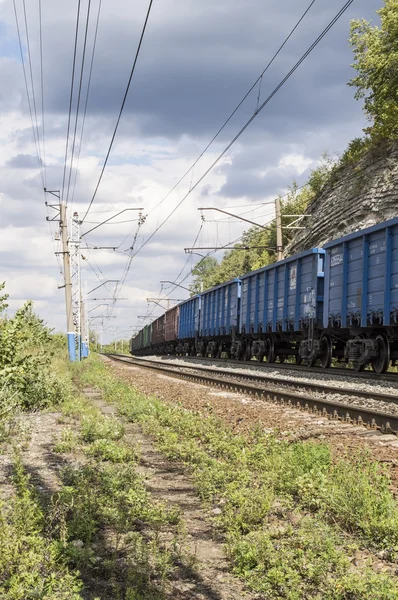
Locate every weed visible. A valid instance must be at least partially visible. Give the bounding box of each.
[81,413,125,443]
[75,356,398,598]
[0,453,82,599]
[53,428,79,454]
[230,518,398,599]
[84,437,137,462]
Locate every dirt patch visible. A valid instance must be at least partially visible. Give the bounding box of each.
[0,412,78,502]
[103,358,398,494]
[89,389,257,600]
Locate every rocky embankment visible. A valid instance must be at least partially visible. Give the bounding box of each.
[288,141,398,254]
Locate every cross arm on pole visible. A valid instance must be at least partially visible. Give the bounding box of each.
[87,280,119,295]
[81,208,144,238]
[160,281,191,292]
[198,207,269,229]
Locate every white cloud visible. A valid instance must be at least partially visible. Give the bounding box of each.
[0,0,382,343]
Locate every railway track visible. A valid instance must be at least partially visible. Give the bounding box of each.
[132,354,398,383]
[104,353,398,434]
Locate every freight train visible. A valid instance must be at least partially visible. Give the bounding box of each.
[130,217,398,374]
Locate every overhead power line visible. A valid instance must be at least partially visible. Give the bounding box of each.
[38,0,46,186]
[61,0,82,203]
[146,0,317,220]
[132,0,354,261]
[13,0,44,185]
[81,0,154,223]
[65,0,93,206]
[70,0,103,207]
[22,0,42,176]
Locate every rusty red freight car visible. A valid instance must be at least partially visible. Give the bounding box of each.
[164,305,179,353]
[151,314,165,352]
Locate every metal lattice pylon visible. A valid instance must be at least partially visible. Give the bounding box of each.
[70,211,81,360]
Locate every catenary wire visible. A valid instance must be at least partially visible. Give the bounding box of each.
[12,0,43,184]
[132,0,354,261]
[22,0,43,175]
[65,0,92,206]
[38,0,46,186]
[145,0,317,220]
[70,0,102,207]
[61,0,82,203]
[102,218,146,324]
[81,0,154,223]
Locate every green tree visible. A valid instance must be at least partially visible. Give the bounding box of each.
[189,155,336,292]
[0,282,8,315]
[349,0,398,140]
[0,289,64,411]
[189,256,219,294]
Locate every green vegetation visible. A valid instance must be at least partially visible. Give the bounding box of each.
[76,356,398,599]
[0,453,82,599]
[0,283,68,444]
[50,382,183,599]
[349,0,398,141]
[190,155,336,292]
[190,1,398,293]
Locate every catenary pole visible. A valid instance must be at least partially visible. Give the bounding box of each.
[275,198,283,261]
[60,201,76,360]
[70,211,82,360]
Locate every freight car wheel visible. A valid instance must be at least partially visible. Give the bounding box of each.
[266,338,276,363]
[371,335,390,374]
[320,335,332,369]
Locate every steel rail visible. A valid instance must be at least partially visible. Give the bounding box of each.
[104,354,398,434]
[110,354,398,405]
[132,354,398,383]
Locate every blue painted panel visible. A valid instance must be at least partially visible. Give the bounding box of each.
[276,265,284,328]
[178,296,200,339]
[199,279,240,336]
[239,248,325,334]
[323,218,398,327]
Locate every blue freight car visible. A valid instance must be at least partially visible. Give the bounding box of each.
[197,279,241,357]
[323,217,398,373]
[176,295,200,355]
[238,249,326,364]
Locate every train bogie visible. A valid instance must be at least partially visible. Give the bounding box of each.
[129,217,398,373]
[198,279,241,357]
[324,217,398,372]
[239,249,325,364]
[176,295,200,355]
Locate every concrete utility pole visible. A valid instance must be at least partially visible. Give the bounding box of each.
[275,197,283,261]
[70,212,82,361]
[80,292,89,358]
[60,201,76,361]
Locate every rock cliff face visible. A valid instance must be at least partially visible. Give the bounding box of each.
[288,142,398,254]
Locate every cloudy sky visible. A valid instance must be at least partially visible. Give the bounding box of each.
[0,0,381,343]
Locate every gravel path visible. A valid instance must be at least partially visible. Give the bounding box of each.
[88,387,258,600]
